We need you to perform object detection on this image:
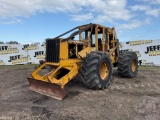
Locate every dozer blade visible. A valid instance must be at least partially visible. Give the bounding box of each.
[27,77,66,100]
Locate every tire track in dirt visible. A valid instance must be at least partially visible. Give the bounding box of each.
[73,76,160,100]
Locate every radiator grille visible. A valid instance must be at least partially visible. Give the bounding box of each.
[46,39,60,62]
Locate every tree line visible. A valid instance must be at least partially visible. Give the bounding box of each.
[0,41,19,44]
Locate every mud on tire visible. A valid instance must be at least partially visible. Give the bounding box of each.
[79,51,112,90]
[117,51,138,78]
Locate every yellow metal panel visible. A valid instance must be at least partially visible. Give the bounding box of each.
[102,28,105,51]
[60,59,82,64]
[47,59,82,88]
[60,41,68,60]
[31,59,83,88]
[110,55,115,64]
[78,47,92,58]
[109,55,118,64]
[95,25,98,50]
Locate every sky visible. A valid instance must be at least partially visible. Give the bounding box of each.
[0,0,160,44]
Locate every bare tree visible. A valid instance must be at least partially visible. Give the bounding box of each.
[0,41,4,44]
[6,41,19,44]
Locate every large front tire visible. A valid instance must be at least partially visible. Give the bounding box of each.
[80,51,112,90]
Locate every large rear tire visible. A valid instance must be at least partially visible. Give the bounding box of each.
[117,51,138,78]
[80,51,112,90]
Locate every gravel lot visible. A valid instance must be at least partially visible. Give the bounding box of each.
[0,65,160,120]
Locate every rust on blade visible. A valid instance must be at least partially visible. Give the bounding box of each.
[27,77,66,100]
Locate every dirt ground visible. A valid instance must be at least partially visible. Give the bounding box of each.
[0,65,160,120]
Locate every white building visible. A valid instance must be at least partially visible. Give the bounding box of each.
[120,40,160,66]
[0,40,160,66]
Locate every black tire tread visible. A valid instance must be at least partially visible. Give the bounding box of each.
[117,51,138,78]
[80,51,112,90]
